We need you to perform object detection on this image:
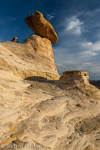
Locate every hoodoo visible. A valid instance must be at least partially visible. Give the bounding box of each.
[0,10,60,80]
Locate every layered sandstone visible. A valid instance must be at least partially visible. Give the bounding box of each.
[0,70,100,150]
[0,34,60,80]
[59,71,99,95]
[25,11,58,44]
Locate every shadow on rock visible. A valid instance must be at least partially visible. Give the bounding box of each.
[25,76,59,84]
[24,76,61,92]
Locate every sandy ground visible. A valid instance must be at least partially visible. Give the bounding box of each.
[0,42,100,150]
[0,76,100,150]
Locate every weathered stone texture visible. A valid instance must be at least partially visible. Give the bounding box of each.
[0,35,60,80]
[59,71,99,95]
[11,37,18,43]
[25,11,58,44]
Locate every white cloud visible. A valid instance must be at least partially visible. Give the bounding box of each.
[80,41,100,57]
[84,8,100,17]
[86,42,92,46]
[81,41,100,51]
[56,63,64,66]
[92,42,100,51]
[9,17,17,21]
[91,53,97,56]
[47,14,55,20]
[80,42,100,57]
[82,52,97,57]
[90,66,100,73]
[83,62,92,65]
[66,16,83,35]
[81,42,92,48]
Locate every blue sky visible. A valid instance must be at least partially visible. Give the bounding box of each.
[0,0,100,80]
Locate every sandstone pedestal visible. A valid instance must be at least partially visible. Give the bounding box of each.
[0,34,60,81]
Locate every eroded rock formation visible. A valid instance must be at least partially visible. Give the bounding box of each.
[25,11,58,44]
[11,37,18,43]
[0,69,100,150]
[0,34,60,80]
[59,71,99,95]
